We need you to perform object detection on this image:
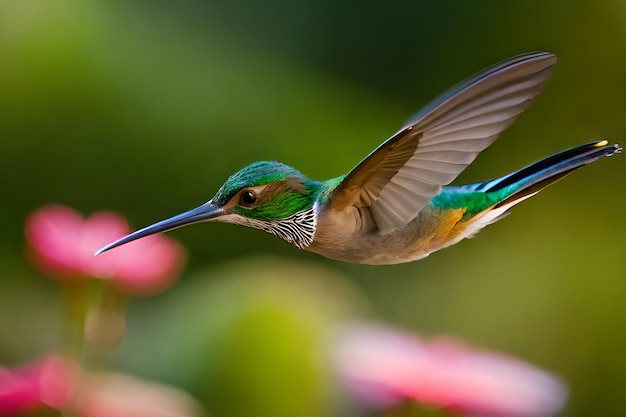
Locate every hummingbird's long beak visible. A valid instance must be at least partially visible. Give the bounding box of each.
[95,200,223,255]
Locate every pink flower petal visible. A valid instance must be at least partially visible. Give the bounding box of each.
[0,367,40,414]
[25,204,185,294]
[334,324,567,417]
[79,212,131,279]
[37,356,80,409]
[26,205,89,279]
[0,355,79,413]
[105,235,185,295]
[70,372,202,417]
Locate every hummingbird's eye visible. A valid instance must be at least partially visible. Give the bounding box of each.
[240,190,257,207]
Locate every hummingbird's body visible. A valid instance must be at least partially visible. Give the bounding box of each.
[310,183,488,265]
[309,140,618,264]
[97,52,621,264]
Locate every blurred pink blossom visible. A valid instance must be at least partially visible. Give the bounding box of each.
[0,358,201,417]
[70,372,202,417]
[25,204,185,294]
[334,323,567,417]
[0,356,79,414]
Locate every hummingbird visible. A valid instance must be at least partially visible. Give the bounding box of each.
[96,52,621,265]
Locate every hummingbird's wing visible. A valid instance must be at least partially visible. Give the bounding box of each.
[328,52,557,234]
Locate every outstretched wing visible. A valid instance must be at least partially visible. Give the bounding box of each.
[328,52,557,234]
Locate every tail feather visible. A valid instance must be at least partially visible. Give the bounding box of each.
[435,140,619,243]
[485,140,621,208]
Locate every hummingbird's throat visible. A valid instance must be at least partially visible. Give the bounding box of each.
[221,208,317,249]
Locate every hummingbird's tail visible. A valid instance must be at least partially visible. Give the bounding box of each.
[426,140,622,246]
[482,140,621,209]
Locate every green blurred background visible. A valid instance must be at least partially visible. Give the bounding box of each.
[1,1,625,416]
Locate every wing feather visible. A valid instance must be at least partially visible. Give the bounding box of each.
[328,52,557,234]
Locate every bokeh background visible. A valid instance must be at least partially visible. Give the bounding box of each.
[1,1,625,416]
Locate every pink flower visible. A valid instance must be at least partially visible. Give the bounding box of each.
[333,324,567,417]
[0,358,201,417]
[69,372,202,417]
[25,204,185,294]
[0,367,39,414]
[0,356,79,414]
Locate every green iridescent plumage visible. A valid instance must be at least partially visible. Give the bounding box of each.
[215,161,322,221]
[96,52,621,264]
[430,189,502,221]
[214,161,303,205]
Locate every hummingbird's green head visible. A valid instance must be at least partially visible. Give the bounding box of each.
[209,161,321,248]
[95,161,322,255]
[213,161,318,220]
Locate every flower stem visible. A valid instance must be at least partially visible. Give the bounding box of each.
[59,279,130,416]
